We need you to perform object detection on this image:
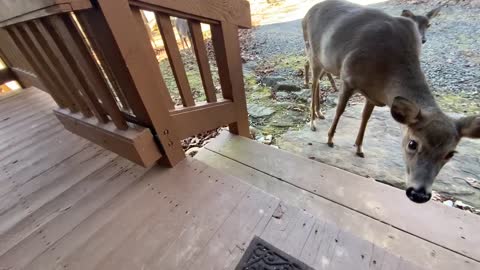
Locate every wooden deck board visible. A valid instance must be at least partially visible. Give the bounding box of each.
[204,132,480,262]
[0,89,477,270]
[196,145,479,270]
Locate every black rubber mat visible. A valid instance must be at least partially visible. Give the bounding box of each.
[235,236,315,270]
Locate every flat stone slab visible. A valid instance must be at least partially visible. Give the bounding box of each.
[277,104,480,208]
[248,103,276,118]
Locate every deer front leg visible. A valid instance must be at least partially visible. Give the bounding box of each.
[354,101,375,157]
[326,73,338,92]
[327,82,353,147]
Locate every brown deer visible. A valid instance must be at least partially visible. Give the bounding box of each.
[305,3,441,124]
[174,18,192,49]
[302,0,480,203]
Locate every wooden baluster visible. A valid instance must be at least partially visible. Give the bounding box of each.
[40,16,109,123]
[46,15,129,130]
[188,20,217,103]
[155,13,195,107]
[26,20,93,117]
[96,0,185,166]
[130,8,175,110]
[211,22,250,137]
[75,10,152,126]
[18,24,84,112]
[7,25,71,110]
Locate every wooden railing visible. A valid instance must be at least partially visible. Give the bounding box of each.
[0,0,251,167]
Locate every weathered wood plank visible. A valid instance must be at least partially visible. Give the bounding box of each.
[55,108,162,167]
[155,12,195,107]
[195,148,479,270]
[22,160,206,270]
[204,133,480,262]
[131,165,251,270]
[0,160,145,269]
[96,0,185,166]
[0,146,112,234]
[189,20,217,103]
[0,132,89,199]
[189,189,280,269]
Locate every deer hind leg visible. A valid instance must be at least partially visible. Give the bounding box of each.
[354,101,375,157]
[310,69,326,131]
[326,73,338,92]
[314,71,326,119]
[305,61,310,87]
[327,81,354,147]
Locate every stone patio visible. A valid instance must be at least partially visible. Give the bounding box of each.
[277,104,480,208]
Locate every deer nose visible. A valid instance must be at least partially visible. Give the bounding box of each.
[422,39,427,44]
[406,187,431,203]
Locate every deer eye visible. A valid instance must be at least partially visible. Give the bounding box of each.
[445,151,456,160]
[407,140,418,151]
[427,23,431,28]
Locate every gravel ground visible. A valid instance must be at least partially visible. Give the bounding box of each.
[245,1,480,102]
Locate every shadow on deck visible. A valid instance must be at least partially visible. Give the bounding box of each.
[0,88,479,269]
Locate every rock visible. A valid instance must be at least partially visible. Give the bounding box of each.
[270,110,305,127]
[292,89,310,102]
[258,134,273,145]
[454,200,474,211]
[443,200,454,207]
[249,126,260,139]
[325,95,338,106]
[265,135,273,144]
[274,81,301,92]
[275,91,290,99]
[270,145,280,149]
[248,104,275,118]
[185,147,201,157]
[262,76,286,87]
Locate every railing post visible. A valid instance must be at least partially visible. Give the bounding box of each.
[211,22,250,137]
[94,0,185,166]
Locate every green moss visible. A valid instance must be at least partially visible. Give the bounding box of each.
[276,54,307,70]
[436,93,480,115]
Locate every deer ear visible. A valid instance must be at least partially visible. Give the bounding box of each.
[456,116,480,138]
[401,10,415,18]
[391,96,421,125]
[426,7,441,19]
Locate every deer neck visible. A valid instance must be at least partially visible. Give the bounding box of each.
[388,66,441,114]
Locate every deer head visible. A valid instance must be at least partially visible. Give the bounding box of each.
[391,97,480,203]
[401,7,442,44]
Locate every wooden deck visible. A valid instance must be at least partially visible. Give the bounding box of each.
[1,88,479,270]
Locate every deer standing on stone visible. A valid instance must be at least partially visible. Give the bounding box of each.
[302,0,479,203]
[174,18,192,49]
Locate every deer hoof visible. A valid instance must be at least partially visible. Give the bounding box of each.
[316,111,325,120]
[310,124,317,132]
[327,142,334,148]
[356,152,365,158]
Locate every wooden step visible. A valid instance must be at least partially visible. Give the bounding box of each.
[196,132,480,270]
